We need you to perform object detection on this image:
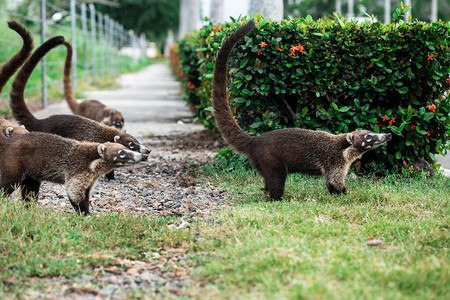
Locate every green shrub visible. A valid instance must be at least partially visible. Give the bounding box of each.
[173,15,450,171]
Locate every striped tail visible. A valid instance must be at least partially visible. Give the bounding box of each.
[0,20,34,94]
[212,20,256,153]
[9,36,65,129]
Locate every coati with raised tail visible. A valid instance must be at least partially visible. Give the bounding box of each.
[62,41,124,129]
[0,20,33,94]
[9,36,150,177]
[0,21,33,138]
[212,20,392,199]
[0,131,148,215]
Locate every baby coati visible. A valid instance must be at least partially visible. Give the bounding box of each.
[0,132,148,214]
[212,20,392,199]
[0,20,33,94]
[9,36,150,180]
[62,41,124,129]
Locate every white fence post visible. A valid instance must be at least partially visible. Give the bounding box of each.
[40,0,47,108]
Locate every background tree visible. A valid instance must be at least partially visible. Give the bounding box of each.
[284,0,449,22]
[249,0,284,21]
[96,0,181,45]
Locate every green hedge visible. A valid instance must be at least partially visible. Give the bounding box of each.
[172,15,450,171]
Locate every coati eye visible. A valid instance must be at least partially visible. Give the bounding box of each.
[364,135,372,142]
[118,150,126,158]
[128,142,136,149]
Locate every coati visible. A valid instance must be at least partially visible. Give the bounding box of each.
[9,36,150,166]
[0,131,148,214]
[62,41,125,129]
[0,21,33,138]
[212,20,392,199]
[0,117,28,137]
[0,20,33,94]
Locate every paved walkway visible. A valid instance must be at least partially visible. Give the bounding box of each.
[34,61,449,175]
[34,62,204,137]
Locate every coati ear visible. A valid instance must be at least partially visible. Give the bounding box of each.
[97,144,106,157]
[110,110,116,116]
[346,133,354,145]
[21,125,26,129]
[5,127,14,137]
[114,135,120,142]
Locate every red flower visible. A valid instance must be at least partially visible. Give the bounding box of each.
[427,54,434,60]
[382,115,387,122]
[214,25,222,33]
[389,117,396,125]
[376,121,383,128]
[289,50,296,56]
[259,41,268,48]
[290,45,297,53]
[427,129,434,136]
[411,125,416,130]
[257,50,262,56]
[206,54,210,59]
[187,82,195,91]
[296,44,305,54]
[276,45,283,52]
[426,104,436,112]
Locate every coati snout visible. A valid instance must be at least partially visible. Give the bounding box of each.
[212,21,393,199]
[346,131,392,151]
[113,133,150,154]
[98,142,149,166]
[102,108,124,129]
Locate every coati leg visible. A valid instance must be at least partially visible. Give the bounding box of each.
[105,171,115,180]
[66,178,91,215]
[256,160,287,200]
[21,176,41,202]
[323,169,347,194]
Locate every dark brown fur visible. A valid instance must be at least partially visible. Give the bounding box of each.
[212,21,392,199]
[9,36,150,158]
[63,41,124,129]
[0,131,148,214]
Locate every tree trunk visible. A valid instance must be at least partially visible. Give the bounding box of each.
[210,0,224,24]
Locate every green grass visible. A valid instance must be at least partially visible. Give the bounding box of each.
[0,166,448,299]
[190,166,450,299]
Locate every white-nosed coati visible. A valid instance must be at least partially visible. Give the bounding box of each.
[62,41,124,129]
[9,36,150,180]
[0,131,148,214]
[212,20,392,199]
[0,20,33,95]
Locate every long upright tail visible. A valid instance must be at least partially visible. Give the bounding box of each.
[212,20,256,153]
[0,21,34,94]
[10,36,65,129]
[62,40,79,113]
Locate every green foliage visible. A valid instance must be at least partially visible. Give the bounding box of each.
[173,16,450,171]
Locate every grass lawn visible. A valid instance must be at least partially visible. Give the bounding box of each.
[0,165,448,299]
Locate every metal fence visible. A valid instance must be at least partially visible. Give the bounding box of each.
[0,0,146,108]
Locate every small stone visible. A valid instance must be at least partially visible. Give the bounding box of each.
[367,239,383,246]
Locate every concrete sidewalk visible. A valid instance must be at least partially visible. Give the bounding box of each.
[34,61,449,175]
[34,62,204,138]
